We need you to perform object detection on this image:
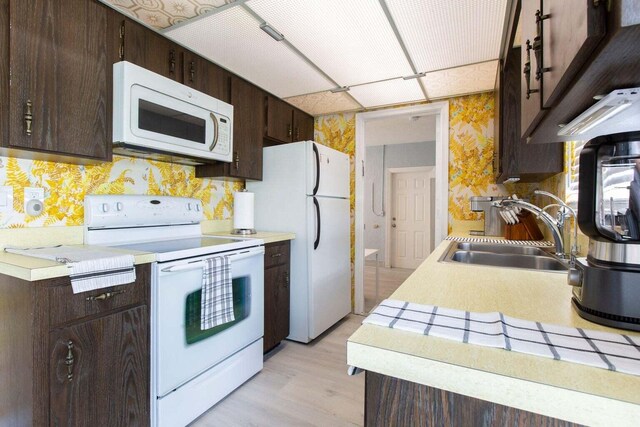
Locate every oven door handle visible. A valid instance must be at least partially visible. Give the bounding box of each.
[160,248,264,273]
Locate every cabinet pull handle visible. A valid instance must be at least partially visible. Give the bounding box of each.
[234,152,240,170]
[523,40,539,99]
[169,49,176,74]
[295,128,300,140]
[189,61,195,82]
[285,272,289,287]
[270,253,282,258]
[24,100,33,135]
[533,10,551,81]
[65,340,75,382]
[86,289,126,301]
[287,124,292,138]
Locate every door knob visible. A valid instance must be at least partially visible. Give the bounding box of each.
[392,224,396,228]
[392,217,396,220]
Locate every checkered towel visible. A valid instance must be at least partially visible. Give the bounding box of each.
[445,236,554,246]
[364,299,640,376]
[201,255,234,330]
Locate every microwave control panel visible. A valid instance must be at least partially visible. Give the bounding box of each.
[211,114,231,155]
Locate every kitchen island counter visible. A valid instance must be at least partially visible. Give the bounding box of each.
[348,238,640,426]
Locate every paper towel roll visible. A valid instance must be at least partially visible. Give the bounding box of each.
[233,191,254,230]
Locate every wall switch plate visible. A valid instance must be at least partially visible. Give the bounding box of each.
[24,187,44,217]
[0,186,13,213]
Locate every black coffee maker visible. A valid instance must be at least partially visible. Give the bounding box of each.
[571,131,640,331]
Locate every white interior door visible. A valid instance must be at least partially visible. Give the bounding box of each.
[390,170,431,269]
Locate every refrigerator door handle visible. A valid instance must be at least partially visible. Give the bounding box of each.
[313,196,321,250]
[312,143,320,196]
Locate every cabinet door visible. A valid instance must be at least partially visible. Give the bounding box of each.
[183,51,230,102]
[266,95,294,143]
[541,0,606,108]
[520,0,544,138]
[263,264,290,353]
[119,17,182,81]
[8,0,110,160]
[195,76,264,180]
[49,305,149,426]
[293,108,315,142]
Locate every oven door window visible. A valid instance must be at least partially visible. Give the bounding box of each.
[184,276,250,345]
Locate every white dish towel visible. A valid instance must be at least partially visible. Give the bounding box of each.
[364,299,640,376]
[201,255,235,330]
[5,245,136,294]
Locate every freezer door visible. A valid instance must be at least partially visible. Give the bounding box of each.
[307,196,351,339]
[306,142,350,198]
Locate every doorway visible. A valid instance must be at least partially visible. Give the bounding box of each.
[354,102,449,315]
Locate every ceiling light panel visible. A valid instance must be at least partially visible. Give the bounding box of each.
[284,91,362,116]
[164,7,334,98]
[348,79,424,108]
[386,0,507,72]
[247,0,413,86]
[420,60,498,99]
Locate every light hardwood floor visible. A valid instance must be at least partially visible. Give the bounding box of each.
[191,315,366,426]
[364,263,414,313]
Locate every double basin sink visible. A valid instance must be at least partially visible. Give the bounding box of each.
[440,242,569,272]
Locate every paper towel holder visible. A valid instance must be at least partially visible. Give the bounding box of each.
[232,189,257,235]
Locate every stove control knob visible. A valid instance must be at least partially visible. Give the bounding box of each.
[101,203,109,213]
[195,204,200,212]
[568,268,582,287]
[187,203,192,211]
[115,202,123,211]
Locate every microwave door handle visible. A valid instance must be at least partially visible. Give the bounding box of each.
[209,112,219,152]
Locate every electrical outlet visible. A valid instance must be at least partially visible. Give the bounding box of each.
[24,187,44,217]
[0,186,13,213]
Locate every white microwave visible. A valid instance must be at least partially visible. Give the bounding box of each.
[113,61,233,165]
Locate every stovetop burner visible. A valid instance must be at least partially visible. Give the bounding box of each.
[115,236,260,261]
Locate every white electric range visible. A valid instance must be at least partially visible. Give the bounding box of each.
[84,194,265,427]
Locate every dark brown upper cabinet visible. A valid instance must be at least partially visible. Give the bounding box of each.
[265,95,314,144]
[196,76,264,181]
[495,47,563,183]
[183,51,230,103]
[520,0,607,139]
[114,15,183,82]
[540,0,606,108]
[1,0,112,163]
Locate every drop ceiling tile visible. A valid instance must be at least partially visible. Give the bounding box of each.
[164,7,335,98]
[104,0,236,29]
[348,79,425,108]
[386,0,507,72]
[420,61,498,99]
[284,92,362,116]
[247,0,413,86]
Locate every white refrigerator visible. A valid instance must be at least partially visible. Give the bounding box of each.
[248,141,351,343]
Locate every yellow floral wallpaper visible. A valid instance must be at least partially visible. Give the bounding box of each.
[0,155,242,228]
[448,92,509,227]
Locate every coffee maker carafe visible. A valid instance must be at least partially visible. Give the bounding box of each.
[571,131,640,331]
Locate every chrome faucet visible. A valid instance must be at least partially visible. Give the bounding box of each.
[534,190,579,262]
[493,197,566,258]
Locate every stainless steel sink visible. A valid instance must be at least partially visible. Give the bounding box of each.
[440,242,568,272]
[455,242,551,256]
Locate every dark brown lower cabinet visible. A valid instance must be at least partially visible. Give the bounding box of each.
[263,241,290,353]
[365,371,581,427]
[0,264,150,427]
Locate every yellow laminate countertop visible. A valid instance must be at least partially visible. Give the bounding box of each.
[0,246,156,282]
[347,238,640,427]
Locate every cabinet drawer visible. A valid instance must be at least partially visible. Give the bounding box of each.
[264,241,290,269]
[47,264,149,327]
